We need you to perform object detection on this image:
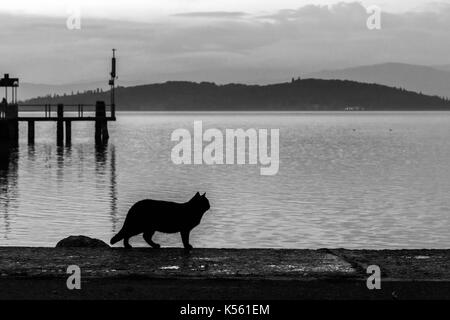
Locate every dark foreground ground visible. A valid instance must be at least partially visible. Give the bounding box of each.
[0,247,449,300]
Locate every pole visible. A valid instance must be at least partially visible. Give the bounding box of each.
[65,121,71,145]
[95,101,108,144]
[57,103,64,145]
[28,120,35,144]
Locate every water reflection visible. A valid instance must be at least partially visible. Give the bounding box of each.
[27,143,35,162]
[56,145,64,185]
[0,139,118,244]
[95,142,107,170]
[0,145,18,239]
[109,145,118,232]
[95,142,118,233]
[94,142,118,232]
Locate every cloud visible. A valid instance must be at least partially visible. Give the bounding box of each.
[172,11,248,19]
[1,2,450,84]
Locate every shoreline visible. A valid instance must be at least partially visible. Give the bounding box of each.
[91,109,450,113]
[1,247,449,299]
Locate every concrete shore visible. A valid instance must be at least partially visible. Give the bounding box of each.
[0,247,449,299]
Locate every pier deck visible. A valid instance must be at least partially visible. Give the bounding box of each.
[0,102,114,145]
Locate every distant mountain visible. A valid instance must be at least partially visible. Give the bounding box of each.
[24,79,450,111]
[308,63,450,99]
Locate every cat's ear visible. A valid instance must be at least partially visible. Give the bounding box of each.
[191,192,200,201]
[202,192,206,197]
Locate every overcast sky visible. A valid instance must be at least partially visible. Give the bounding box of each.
[0,0,449,84]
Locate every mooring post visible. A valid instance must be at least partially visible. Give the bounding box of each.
[28,120,35,144]
[65,121,71,145]
[95,101,108,144]
[102,120,110,141]
[57,103,64,146]
[0,120,8,144]
[5,103,19,146]
[0,100,6,143]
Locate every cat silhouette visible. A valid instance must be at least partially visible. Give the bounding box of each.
[110,192,210,250]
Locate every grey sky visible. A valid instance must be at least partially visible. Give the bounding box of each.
[0,0,449,84]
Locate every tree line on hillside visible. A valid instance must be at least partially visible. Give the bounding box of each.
[24,79,450,111]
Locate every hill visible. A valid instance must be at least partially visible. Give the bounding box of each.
[434,64,450,73]
[24,79,450,111]
[18,80,144,101]
[308,63,450,99]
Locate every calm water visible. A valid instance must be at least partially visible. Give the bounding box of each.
[1,112,450,248]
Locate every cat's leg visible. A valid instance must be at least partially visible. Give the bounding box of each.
[123,237,132,249]
[181,230,193,250]
[143,231,160,249]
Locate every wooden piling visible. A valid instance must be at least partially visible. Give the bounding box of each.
[28,120,35,144]
[0,120,8,143]
[56,104,64,146]
[95,101,108,144]
[4,104,18,146]
[102,122,110,141]
[65,121,71,145]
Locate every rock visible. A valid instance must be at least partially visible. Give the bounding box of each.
[56,235,110,248]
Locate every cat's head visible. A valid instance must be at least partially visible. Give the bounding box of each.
[190,192,210,214]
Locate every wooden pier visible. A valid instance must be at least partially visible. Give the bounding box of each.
[0,101,116,146]
[0,50,118,147]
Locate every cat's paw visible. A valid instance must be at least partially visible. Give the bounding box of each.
[184,244,193,251]
[152,243,161,249]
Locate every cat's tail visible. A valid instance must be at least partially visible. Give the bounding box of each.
[110,230,124,245]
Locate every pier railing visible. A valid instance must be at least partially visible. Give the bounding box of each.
[16,103,115,121]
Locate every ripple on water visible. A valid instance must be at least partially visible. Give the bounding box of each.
[1,112,450,248]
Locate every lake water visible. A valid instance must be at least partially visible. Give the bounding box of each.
[1,112,450,248]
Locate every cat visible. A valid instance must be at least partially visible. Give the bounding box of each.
[110,192,210,250]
